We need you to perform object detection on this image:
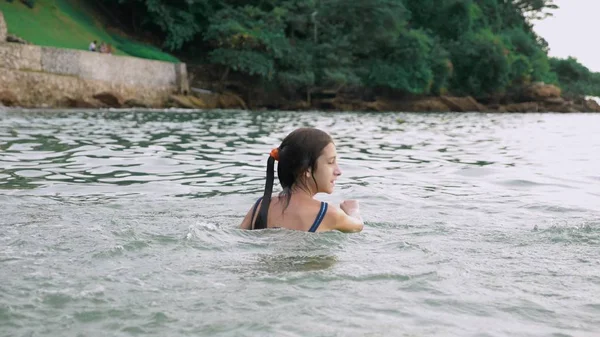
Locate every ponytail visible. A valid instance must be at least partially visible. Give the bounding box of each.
[253,154,276,229]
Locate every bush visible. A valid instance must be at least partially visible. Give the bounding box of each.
[21,0,34,9]
[508,54,532,84]
[501,28,555,84]
[550,57,600,97]
[362,29,437,94]
[448,29,511,97]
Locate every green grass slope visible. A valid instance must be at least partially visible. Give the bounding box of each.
[0,0,179,63]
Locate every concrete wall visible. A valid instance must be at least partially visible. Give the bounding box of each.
[1,67,178,107]
[0,42,187,91]
[43,47,184,89]
[0,11,6,42]
[0,10,189,108]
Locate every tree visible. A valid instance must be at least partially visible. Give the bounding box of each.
[97,0,577,101]
[512,0,558,20]
[203,5,290,80]
[448,30,511,97]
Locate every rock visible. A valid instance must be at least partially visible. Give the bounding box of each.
[312,98,336,110]
[279,100,311,111]
[523,83,561,101]
[543,97,566,105]
[583,99,600,112]
[187,95,215,109]
[168,95,196,109]
[60,96,104,108]
[59,96,76,107]
[409,98,451,112]
[0,90,18,106]
[80,99,104,109]
[547,104,571,113]
[336,98,368,111]
[537,96,571,112]
[439,96,486,112]
[291,101,311,110]
[190,92,219,109]
[6,34,29,44]
[570,104,584,112]
[502,102,539,113]
[486,103,503,112]
[311,96,366,111]
[218,92,248,110]
[93,92,123,108]
[123,98,150,108]
[364,97,451,112]
[365,98,408,112]
[186,91,247,110]
[0,11,7,42]
[365,99,390,112]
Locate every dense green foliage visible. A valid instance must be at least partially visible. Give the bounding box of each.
[550,57,600,98]
[97,0,598,99]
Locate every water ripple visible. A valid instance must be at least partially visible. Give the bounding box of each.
[1,109,600,336]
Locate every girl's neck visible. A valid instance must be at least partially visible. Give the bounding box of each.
[290,185,316,199]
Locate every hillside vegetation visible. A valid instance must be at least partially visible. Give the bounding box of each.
[95,0,600,101]
[0,0,179,62]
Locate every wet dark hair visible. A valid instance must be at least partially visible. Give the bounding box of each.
[252,128,333,230]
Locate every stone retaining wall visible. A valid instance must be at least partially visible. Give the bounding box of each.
[0,11,6,42]
[0,10,188,108]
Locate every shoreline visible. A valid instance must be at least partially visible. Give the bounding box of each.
[4,83,600,113]
[3,103,600,114]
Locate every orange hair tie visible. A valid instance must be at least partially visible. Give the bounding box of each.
[270,148,280,161]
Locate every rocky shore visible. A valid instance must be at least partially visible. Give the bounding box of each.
[151,82,600,113]
[3,76,599,113]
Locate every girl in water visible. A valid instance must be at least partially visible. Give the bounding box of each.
[240,128,364,233]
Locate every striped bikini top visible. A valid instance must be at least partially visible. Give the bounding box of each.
[251,197,328,232]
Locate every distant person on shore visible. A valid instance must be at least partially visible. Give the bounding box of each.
[89,40,97,52]
[239,127,364,233]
